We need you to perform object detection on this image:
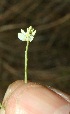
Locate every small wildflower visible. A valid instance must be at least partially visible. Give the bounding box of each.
[18,26,36,42]
[18,26,36,83]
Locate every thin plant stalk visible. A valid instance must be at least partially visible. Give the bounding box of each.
[18,26,36,83]
[25,41,29,83]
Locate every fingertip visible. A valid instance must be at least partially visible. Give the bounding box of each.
[5,81,69,114]
[2,80,24,105]
[2,80,70,114]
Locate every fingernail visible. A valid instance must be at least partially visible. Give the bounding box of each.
[54,104,70,114]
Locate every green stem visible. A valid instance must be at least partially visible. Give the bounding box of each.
[0,103,4,109]
[0,103,2,109]
[25,41,29,83]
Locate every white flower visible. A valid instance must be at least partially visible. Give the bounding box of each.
[18,26,36,42]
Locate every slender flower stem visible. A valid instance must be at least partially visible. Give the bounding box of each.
[25,41,29,83]
[18,26,36,83]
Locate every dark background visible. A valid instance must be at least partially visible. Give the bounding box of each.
[0,0,70,102]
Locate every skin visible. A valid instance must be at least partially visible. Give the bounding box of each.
[0,80,70,114]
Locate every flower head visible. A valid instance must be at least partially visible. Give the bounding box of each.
[18,26,36,42]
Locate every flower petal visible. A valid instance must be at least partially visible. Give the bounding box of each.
[21,29,26,34]
[32,30,36,36]
[18,33,26,41]
[29,36,34,42]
